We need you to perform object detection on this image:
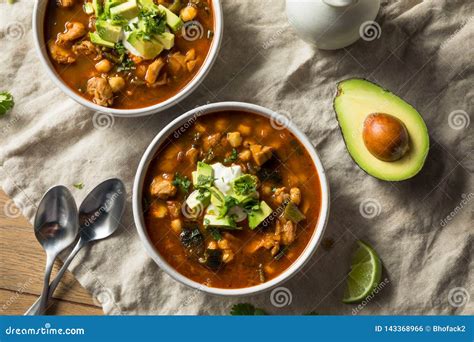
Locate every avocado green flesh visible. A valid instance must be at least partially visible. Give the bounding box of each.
[334,79,429,181]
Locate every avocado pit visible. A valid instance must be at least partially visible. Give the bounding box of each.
[362,113,410,162]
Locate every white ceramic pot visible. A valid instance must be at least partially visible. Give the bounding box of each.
[32,0,223,117]
[133,102,330,296]
[286,0,381,50]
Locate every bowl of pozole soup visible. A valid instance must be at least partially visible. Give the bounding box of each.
[133,102,330,295]
[33,0,222,116]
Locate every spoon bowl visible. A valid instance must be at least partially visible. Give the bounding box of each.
[79,178,126,242]
[34,186,78,254]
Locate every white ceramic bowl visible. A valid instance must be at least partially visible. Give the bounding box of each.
[133,102,330,296]
[32,0,223,117]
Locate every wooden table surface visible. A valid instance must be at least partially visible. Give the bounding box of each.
[0,190,102,315]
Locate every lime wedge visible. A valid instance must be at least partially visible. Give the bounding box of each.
[342,240,382,303]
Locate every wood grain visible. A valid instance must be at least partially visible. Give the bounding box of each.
[0,190,102,315]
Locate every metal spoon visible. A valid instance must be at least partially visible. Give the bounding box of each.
[33,186,79,315]
[25,178,126,315]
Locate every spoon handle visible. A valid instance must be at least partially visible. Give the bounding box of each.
[36,254,56,315]
[24,238,85,316]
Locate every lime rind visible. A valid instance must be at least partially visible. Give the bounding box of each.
[342,240,382,303]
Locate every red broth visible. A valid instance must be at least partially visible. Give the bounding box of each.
[44,0,214,109]
[143,111,322,289]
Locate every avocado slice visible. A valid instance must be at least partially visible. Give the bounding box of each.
[192,161,214,187]
[96,20,122,43]
[110,0,139,19]
[104,0,126,14]
[158,4,183,32]
[89,32,115,48]
[334,78,429,181]
[127,31,163,59]
[248,201,273,229]
[92,0,103,17]
[204,214,239,229]
[155,32,175,50]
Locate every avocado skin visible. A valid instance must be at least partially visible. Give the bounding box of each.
[333,78,430,181]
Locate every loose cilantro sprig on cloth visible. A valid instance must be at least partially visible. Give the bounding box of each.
[230,303,266,315]
[0,91,14,115]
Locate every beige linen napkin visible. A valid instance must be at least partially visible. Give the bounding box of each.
[0,0,472,315]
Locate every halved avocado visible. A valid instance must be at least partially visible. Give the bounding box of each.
[334,79,429,181]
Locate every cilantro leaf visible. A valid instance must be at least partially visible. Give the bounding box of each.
[224,148,238,164]
[73,182,84,190]
[172,173,191,193]
[232,175,257,196]
[0,91,14,115]
[230,303,266,316]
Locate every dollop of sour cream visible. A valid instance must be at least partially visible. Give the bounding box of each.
[211,163,242,195]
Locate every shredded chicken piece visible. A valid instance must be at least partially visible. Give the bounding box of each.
[250,144,273,166]
[166,201,181,219]
[149,73,168,88]
[149,175,177,199]
[57,22,86,46]
[279,219,296,245]
[203,133,222,150]
[72,40,100,59]
[48,41,76,64]
[145,58,165,85]
[185,147,200,164]
[167,52,187,76]
[57,0,75,7]
[86,77,114,107]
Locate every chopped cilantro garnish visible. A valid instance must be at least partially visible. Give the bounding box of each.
[172,173,191,193]
[202,148,215,163]
[224,148,238,164]
[208,227,222,241]
[114,42,126,56]
[0,91,14,115]
[73,182,84,190]
[117,57,135,72]
[232,175,257,196]
[230,303,266,316]
[196,175,214,188]
[137,7,166,41]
